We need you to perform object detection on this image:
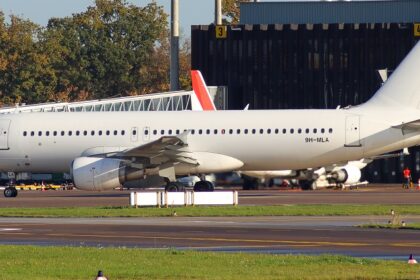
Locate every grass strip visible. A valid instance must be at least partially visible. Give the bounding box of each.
[0,204,420,217]
[360,223,420,230]
[0,245,418,279]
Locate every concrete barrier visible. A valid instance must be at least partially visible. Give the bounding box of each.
[130,191,238,208]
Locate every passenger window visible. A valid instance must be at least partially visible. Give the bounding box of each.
[191,129,195,135]
[290,129,294,134]
[152,130,157,135]
[83,131,87,136]
[38,131,42,136]
[168,129,172,135]
[121,130,125,136]
[113,130,117,136]
[31,131,35,136]
[91,131,95,136]
[260,129,264,134]
[53,131,57,136]
[98,130,102,136]
[329,128,333,133]
[282,129,286,134]
[244,129,248,134]
[321,128,325,134]
[229,129,233,134]
[76,131,80,136]
[160,129,164,135]
[176,129,180,134]
[275,129,279,134]
[46,131,50,136]
[199,129,203,135]
[214,129,218,134]
[298,129,302,134]
[305,128,310,134]
[206,129,211,134]
[221,129,225,134]
[237,129,241,134]
[61,131,65,136]
[252,129,256,134]
[267,129,271,134]
[313,128,317,133]
[23,131,27,137]
[68,131,72,136]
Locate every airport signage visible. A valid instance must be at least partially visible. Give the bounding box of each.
[215,25,227,39]
[414,24,420,37]
[130,191,238,207]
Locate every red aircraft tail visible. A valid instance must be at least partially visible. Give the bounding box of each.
[191,70,216,111]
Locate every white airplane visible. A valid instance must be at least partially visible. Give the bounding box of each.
[190,70,406,190]
[1,43,420,198]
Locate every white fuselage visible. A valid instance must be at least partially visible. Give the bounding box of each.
[0,106,417,175]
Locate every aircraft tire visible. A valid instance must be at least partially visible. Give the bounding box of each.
[300,180,312,190]
[194,181,214,192]
[165,182,185,192]
[4,187,17,198]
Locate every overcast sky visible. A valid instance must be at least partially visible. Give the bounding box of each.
[0,0,215,36]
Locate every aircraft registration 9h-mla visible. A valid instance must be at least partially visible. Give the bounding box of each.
[1,43,420,197]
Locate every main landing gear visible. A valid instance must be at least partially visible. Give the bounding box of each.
[165,182,185,192]
[193,180,214,192]
[164,180,215,192]
[4,187,18,198]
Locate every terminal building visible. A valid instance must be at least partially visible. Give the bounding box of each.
[191,0,420,183]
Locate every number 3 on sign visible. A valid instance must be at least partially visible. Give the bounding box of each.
[414,24,420,37]
[215,26,227,39]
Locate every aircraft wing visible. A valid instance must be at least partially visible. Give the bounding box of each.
[110,132,197,166]
[392,119,420,130]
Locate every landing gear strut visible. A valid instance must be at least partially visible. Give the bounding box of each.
[4,187,18,198]
[193,180,214,192]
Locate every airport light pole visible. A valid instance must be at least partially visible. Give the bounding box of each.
[215,0,222,25]
[170,0,180,91]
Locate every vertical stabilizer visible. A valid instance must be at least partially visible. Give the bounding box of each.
[191,70,216,111]
[365,43,420,109]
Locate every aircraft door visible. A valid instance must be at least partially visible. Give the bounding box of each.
[345,115,361,147]
[143,127,150,142]
[0,119,10,150]
[131,127,138,142]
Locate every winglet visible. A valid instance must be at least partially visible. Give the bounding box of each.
[191,70,216,111]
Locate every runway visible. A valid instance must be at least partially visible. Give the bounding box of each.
[0,216,419,258]
[1,184,420,208]
[0,186,419,259]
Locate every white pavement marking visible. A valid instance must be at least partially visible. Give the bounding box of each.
[0,228,22,231]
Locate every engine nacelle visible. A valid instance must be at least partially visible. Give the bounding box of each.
[71,157,144,191]
[330,165,362,184]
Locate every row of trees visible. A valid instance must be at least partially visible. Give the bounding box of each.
[0,0,191,105]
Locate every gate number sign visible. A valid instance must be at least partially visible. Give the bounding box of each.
[414,24,420,37]
[215,26,227,39]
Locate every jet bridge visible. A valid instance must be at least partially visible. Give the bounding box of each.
[0,86,226,114]
[0,90,193,114]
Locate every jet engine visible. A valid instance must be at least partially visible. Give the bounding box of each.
[330,165,362,184]
[71,157,144,191]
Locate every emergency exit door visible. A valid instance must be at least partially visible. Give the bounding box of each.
[345,116,361,147]
[0,120,10,150]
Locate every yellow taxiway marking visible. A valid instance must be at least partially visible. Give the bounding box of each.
[43,232,368,247]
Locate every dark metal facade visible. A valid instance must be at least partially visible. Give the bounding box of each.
[241,1,420,24]
[191,23,419,183]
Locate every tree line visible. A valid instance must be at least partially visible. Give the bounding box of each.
[0,0,191,106]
